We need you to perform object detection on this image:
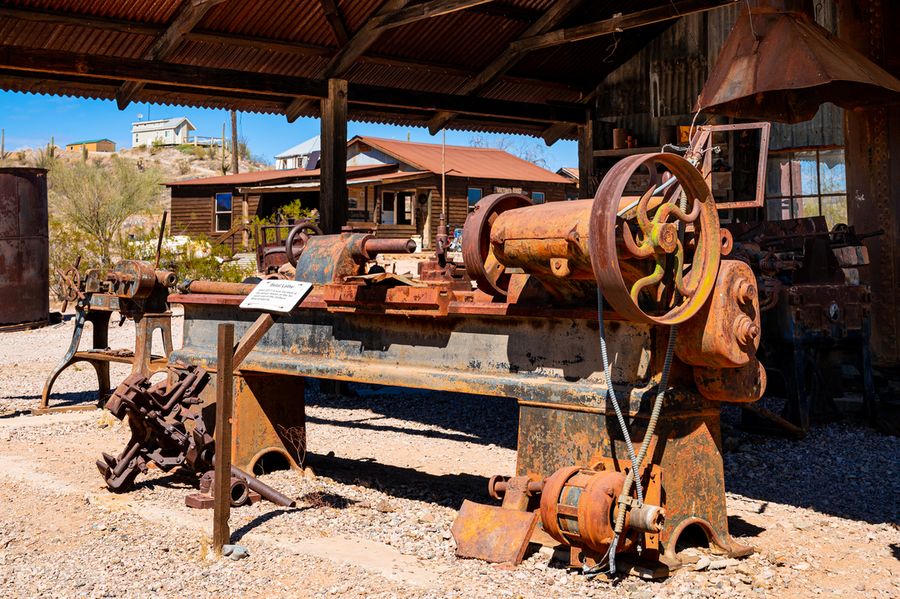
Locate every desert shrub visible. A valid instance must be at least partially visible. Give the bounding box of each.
[249,199,316,245]
[118,226,253,283]
[49,156,163,266]
[177,158,191,175]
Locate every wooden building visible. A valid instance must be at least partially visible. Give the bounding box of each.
[167,136,575,248]
[64,138,115,152]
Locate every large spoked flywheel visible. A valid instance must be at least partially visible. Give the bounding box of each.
[588,153,721,325]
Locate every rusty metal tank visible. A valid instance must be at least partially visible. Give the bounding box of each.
[0,167,49,330]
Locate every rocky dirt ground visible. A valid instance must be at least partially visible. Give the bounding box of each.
[0,312,898,598]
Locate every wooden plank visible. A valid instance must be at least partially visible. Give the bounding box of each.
[578,119,594,199]
[232,313,277,369]
[427,0,584,134]
[510,0,739,53]
[117,0,226,109]
[213,322,235,555]
[320,78,349,234]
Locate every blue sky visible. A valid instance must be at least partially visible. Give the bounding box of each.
[0,91,577,171]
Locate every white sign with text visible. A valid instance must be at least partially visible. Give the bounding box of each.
[239,279,313,313]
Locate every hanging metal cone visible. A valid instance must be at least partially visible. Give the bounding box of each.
[697,6,900,123]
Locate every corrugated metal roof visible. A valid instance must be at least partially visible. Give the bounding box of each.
[166,163,385,187]
[0,0,690,136]
[355,136,570,183]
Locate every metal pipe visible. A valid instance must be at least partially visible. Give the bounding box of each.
[230,465,296,507]
[185,280,257,296]
[362,237,417,257]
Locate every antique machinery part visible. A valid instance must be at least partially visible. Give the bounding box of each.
[676,260,762,370]
[105,260,159,299]
[191,470,255,508]
[590,153,720,325]
[99,364,296,506]
[293,233,416,285]
[98,364,210,491]
[462,192,533,297]
[488,474,543,510]
[56,255,83,312]
[465,154,720,320]
[285,219,323,267]
[539,467,665,561]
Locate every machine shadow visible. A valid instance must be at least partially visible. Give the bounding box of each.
[305,382,519,451]
[722,419,900,526]
[10,390,99,408]
[304,451,488,509]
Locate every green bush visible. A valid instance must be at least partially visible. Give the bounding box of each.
[249,199,316,245]
[117,225,254,283]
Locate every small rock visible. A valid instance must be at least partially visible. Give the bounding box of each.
[708,558,739,570]
[221,544,249,561]
[793,562,810,571]
[441,529,452,540]
[694,556,711,571]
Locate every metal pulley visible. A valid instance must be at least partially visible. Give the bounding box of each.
[461,152,721,324]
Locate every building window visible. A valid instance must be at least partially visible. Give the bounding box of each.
[532,191,545,204]
[765,148,847,228]
[467,187,483,207]
[215,192,233,232]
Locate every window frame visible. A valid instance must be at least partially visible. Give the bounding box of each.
[764,147,847,227]
[532,191,546,204]
[214,192,233,233]
[467,187,483,208]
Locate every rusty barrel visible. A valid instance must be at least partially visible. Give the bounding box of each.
[0,167,49,330]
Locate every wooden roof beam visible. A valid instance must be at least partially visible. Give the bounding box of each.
[426,0,584,135]
[318,0,349,46]
[0,45,586,126]
[509,0,739,53]
[285,0,496,122]
[116,0,226,110]
[371,0,496,29]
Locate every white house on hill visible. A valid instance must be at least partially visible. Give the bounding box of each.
[131,117,196,147]
[275,136,320,170]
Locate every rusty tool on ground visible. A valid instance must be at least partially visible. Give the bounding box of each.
[97,363,294,508]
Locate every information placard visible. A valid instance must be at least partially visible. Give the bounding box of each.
[239,279,313,313]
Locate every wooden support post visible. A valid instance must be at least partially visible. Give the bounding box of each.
[213,323,235,555]
[578,116,595,199]
[230,109,239,175]
[320,78,348,234]
[232,313,278,369]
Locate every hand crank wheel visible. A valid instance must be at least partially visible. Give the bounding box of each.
[462,192,532,297]
[588,153,720,325]
[285,219,323,267]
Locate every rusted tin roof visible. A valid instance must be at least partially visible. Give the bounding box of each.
[355,136,571,183]
[167,135,571,187]
[0,0,690,137]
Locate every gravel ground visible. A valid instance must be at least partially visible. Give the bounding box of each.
[0,315,898,598]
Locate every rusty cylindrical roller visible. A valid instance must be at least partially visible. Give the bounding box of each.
[362,237,417,258]
[539,467,664,557]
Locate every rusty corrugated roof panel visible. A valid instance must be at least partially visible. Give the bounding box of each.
[356,136,571,183]
[0,0,688,136]
[165,163,389,187]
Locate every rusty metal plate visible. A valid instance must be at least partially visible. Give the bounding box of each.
[451,500,538,565]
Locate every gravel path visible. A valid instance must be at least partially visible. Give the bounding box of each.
[0,316,897,598]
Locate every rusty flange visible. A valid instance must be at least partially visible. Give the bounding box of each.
[462,192,532,297]
[589,153,720,325]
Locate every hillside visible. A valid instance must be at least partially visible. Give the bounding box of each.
[1,142,269,183]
